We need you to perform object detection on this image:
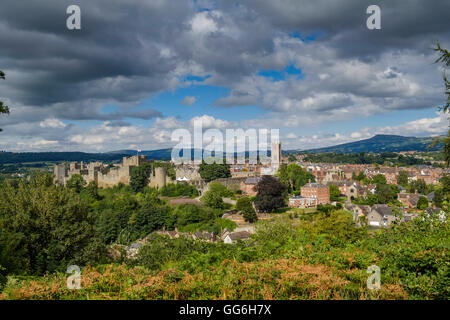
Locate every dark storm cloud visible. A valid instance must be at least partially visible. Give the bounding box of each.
[0,0,448,125]
[234,0,450,58]
[0,0,193,107]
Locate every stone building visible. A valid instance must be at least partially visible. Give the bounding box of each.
[53,155,172,189]
[367,204,398,227]
[288,195,317,208]
[240,176,262,196]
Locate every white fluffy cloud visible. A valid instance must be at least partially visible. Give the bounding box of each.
[39,118,66,129]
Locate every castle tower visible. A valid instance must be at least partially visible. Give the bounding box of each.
[53,163,67,185]
[153,167,167,189]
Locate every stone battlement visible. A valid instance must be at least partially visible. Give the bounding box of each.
[53,155,172,189]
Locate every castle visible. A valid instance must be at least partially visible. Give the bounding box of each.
[54,155,172,189]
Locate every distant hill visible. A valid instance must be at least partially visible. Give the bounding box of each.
[108,148,173,160]
[0,151,128,165]
[296,134,443,154]
[1,134,441,164]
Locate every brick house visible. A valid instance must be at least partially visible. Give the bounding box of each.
[240,176,262,196]
[398,193,421,208]
[300,182,330,205]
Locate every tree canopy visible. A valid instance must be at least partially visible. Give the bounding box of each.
[277,163,315,192]
[254,175,286,213]
[198,162,231,182]
[0,173,106,275]
[433,43,450,166]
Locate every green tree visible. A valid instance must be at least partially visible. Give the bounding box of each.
[372,174,387,184]
[242,205,257,223]
[375,183,397,204]
[254,176,286,213]
[85,181,100,200]
[128,195,171,240]
[236,196,253,212]
[159,183,198,198]
[207,182,234,198]
[0,71,9,132]
[410,179,427,194]
[301,210,367,247]
[0,173,105,275]
[130,163,152,193]
[288,154,296,162]
[235,196,258,222]
[433,188,444,208]
[329,184,341,201]
[440,175,450,195]
[198,162,231,182]
[201,190,225,209]
[276,163,290,188]
[432,43,450,166]
[356,171,366,182]
[397,170,409,187]
[66,174,86,193]
[278,163,315,191]
[417,196,429,210]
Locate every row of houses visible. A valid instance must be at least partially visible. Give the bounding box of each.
[155,228,251,244]
[347,203,410,227]
[299,162,447,186]
[346,203,445,228]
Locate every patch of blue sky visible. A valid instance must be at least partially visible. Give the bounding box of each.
[289,30,324,42]
[140,84,266,122]
[182,74,211,82]
[258,63,303,81]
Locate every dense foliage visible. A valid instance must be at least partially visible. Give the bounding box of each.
[198,162,231,182]
[0,173,106,276]
[236,197,257,222]
[130,162,176,193]
[277,163,316,192]
[159,183,199,198]
[2,209,447,300]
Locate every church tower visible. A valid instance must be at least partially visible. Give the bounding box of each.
[271,141,281,167]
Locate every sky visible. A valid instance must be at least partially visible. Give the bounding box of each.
[0,0,449,152]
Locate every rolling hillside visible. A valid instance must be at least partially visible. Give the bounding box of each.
[297,134,443,154]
